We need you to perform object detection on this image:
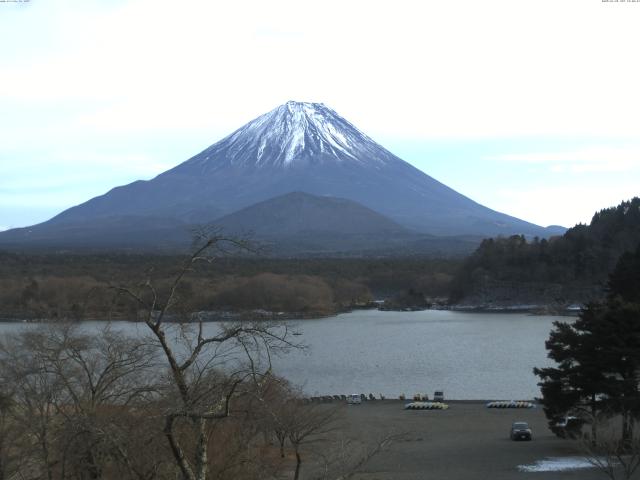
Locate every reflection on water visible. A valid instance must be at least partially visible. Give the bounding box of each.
[0,309,561,400]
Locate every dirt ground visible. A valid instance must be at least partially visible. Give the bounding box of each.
[334,400,604,480]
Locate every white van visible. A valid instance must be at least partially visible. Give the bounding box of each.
[347,394,362,405]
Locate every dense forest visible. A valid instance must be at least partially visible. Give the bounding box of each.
[4,198,639,320]
[451,198,640,308]
[0,253,459,320]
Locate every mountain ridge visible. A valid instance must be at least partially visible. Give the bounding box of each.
[0,101,565,252]
[215,191,409,236]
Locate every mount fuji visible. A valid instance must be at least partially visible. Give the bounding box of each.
[0,101,563,253]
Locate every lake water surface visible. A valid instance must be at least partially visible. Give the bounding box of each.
[271,309,560,400]
[0,310,563,400]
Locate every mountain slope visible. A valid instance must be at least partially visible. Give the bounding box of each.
[215,192,408,237]
[214,192,480,256]
[0,101,561,251]
[0,216,191,250]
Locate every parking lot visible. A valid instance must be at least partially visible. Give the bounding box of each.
[339,400,603,480]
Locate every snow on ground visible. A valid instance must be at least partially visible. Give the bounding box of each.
[517,457,595,472]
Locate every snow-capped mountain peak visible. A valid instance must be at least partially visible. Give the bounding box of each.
[181,101,398,171]
[0,100,559,249]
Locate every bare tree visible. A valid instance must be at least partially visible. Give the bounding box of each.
[0,324,160,480]
[252,375,296,459]
[311,432,407,480]
[582,418,640,480]
[0,390,26,480]
[112,232,298,480]
[51,326,158,480]
[284,402,340,480]
[0,328,65,480]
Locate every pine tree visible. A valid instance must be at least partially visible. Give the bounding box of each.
[535,242,640,442]
[534,304,611,440]
[608,244,640,304]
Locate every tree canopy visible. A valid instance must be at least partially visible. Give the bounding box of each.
[452,198,640,304]
[535,242,640,442]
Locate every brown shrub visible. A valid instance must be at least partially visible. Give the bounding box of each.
[212,273,335,313]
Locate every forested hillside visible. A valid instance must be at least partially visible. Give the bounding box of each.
[451,198,640,308]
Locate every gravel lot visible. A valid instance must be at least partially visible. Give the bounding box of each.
[337,400,603,480]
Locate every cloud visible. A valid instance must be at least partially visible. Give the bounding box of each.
[487,146,640,174]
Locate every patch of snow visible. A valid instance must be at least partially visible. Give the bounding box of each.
[256,139,267,162]
[187,100,400,171]
[314,116,356,160]
[517,457,595,472]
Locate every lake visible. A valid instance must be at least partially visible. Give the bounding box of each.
[0,309,563,400]
[271,309,561,400]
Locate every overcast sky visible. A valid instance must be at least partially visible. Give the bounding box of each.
[1,0,639,231]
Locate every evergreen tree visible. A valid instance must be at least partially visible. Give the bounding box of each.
[534,304,611,440]
[608,243,640,304]
[452,198,640,303]
[595,299,640,443]
[535,242,640,442]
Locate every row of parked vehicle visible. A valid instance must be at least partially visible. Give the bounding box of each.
[347,390,445,404]
[345,393,537,442]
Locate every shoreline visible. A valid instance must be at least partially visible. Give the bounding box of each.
[305,398,540,404]
[0,303,581,323]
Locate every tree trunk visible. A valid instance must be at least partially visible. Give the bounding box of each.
[40,423,54,480]
[622,410,633,448]
[0,450,5,480]
[591,400,598,445]
[164,416,196,480]
[195,418,208,480]
[273,430,287,458]
[294,451,301,480]
[85,448,102,480]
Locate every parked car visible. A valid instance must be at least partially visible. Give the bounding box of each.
[553,416,584,439]
[433,391,444,402]
[347,394,362,405]
[554,416,577,428]
[510,421,532,441]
